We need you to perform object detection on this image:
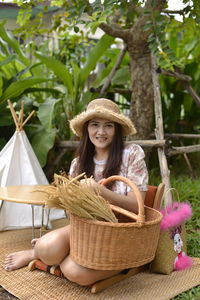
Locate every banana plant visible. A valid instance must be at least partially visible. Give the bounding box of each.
[92,48,131,91]
[0,24,115,169]
[34,33,115,119]
[0,22,46,101]
[23,33,114,171]
[34,33,115,131]
[0,22,60,166]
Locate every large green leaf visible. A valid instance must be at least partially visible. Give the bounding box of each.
[92,50,130,88]
[92,53,119,88]
[0,54,17,67]
[0,77,50,103]
[111,66,130,85]
[76,91,93,115]
[0,21,29,66]
[37,97,61,130]
[0,59,35,83]
[22,87,63,95]
[79,34,115,85]
[0,38,9,56]
[0,56,18,79]
[31,128,57,167]
[34,52,73,95]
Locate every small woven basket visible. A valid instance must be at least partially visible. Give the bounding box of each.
[70,175,162,270]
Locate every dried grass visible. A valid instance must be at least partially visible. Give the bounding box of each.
[44,173,118,223]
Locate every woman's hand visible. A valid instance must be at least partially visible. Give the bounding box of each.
[80,178,143,213]
[80,178,100,192]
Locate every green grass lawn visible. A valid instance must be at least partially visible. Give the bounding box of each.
[171,176,200,300]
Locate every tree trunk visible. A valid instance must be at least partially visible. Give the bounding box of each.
[99,0,167,140]
[125,12,157,140]
[128,44,154,139]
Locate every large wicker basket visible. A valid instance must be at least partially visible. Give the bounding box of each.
[70,175,162,270]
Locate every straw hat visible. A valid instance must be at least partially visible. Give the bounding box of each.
[70,98,136,137]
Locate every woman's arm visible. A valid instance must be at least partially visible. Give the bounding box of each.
[80,179,145,214]
[98,184,145,213]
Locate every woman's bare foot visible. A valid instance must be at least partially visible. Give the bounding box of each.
[31,238,39,247]
[4,249,36,271]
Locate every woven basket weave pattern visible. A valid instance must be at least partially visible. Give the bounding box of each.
[70,207,161,270]
[70,176,162,270]
[150,225,187,274]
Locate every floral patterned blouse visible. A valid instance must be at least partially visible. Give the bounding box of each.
[69,143,148,195]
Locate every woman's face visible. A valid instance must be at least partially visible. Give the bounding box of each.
[88,118,115,151]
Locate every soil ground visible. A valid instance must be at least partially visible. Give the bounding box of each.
[0,287,18,300]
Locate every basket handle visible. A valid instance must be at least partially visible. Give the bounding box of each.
[99,175,145,224]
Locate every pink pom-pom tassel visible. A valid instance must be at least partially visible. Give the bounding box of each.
[160,202,192,231]
[174,254,193,271]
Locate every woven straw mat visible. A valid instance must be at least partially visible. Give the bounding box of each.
[0,220,200,300]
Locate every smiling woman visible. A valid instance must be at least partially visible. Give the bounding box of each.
[69,98,148,208]
[4,98,148,287]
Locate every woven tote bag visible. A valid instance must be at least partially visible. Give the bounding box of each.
[70,175,162,270]
[150,189,192,274]
[150,225,188,274]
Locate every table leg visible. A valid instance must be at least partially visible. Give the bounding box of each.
[40,206,51,237]
[46,208,50,229]
[31,205,35,239]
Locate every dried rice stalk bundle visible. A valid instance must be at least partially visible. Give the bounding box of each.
[45,173,118,223]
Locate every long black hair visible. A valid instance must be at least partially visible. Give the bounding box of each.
[74,122,124,179]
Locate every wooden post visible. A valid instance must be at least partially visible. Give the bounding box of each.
[151,54,172,205]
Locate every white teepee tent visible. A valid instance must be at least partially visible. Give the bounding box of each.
[0,100,65,231]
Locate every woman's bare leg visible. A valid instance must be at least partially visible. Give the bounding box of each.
[4,225,70,271]
[60,256,122,286]
[34,225,70,265]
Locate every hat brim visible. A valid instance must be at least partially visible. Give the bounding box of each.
[70,108,136,137]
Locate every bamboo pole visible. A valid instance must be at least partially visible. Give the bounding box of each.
[151,54,172,205]
[164,133,200,139]
[18,101,24,131]
[7,100,20,131]
[58,139,167,150]
[22,110,35,127]
[166,144,200,156]
[8,100,35,131]
[91,266,146,293]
